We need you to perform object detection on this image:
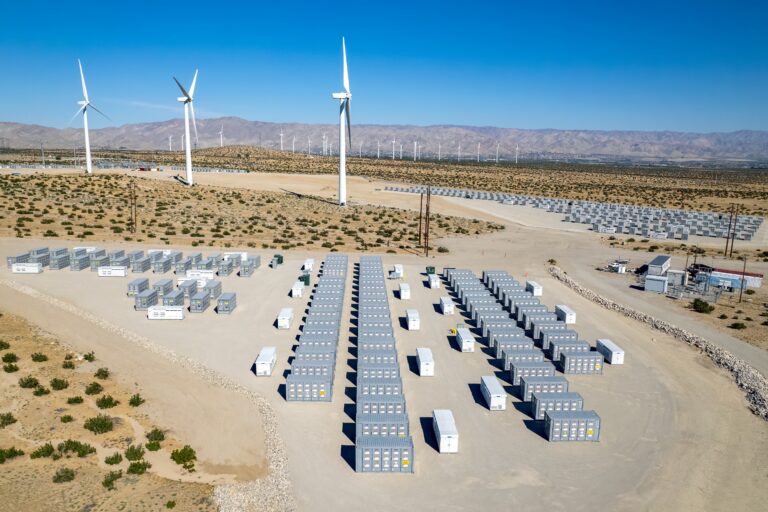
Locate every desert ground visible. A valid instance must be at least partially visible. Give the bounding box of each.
[0,165,766,511]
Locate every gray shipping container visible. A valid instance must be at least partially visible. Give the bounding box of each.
[357,394,406,415]
[218,259,234,276]
[204,280,222,299]
[355,413,409,439]
[132,257,151,273]
[175,258,192,274]
[520,376,570,401]
[285,374,333,401]
[560,353,604,374]
[544,410,601,442]
[162,289,185,306]
[515,304,548,323]
[7,253,30,267]
[357,377,402,397]
[127,277,150,296]
[153,257,172,274]
[134,289,158,310]
[217,292,237,314]
[70,255,90,271]
[503,349,546,371]
[550,340,592,361]
[179,279,197,298]
[127,250,144,262]
[190,291,211,313]
[293,345,336,362]
[50,254,70,270]
[540,330,580,352]
[355,435,413,473]
[290,360,335,377]
[152,279,174,297]
[89,255,108,271]
[509,361,556,385]
[494,335,532,359]
[358,364,401,380]
[357,349,398,366]
[531,392,584,420]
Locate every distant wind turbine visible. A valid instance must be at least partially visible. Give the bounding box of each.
[72,59,109,175]
[391,140,396,160]
[438,142,441,161]
[292,135,295,153]
[331,37,352,206]
[458,144,461,162]
[359,141,362,157]
[399,143,403,159]
[496,142,499,163]
[280,129,284,151]
[515,143,519,164]
[218,125,224,147]
[173,69,199,186]
[168,135,172,152]
[477,143,480,162]
[377,140,380,159]
[413,141,417,161]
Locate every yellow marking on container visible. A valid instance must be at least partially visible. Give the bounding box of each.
[586,429,593,435]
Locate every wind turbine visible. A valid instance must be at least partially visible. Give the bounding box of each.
[218,125,224,147]
[458,144,461,161]
[331,37,352,206]
[477,143,480,162]
[515,143,519,164]
[168,135,173,152]
[173,69,199,186]
[391,140,396,160]
[359,141,362,157]
[72,59,109,175]
[292,135,295,153]
[413,141,417,161]
[181,134,185,151]
[377,141,380,159]
[280,129,284,151]
[496,142,499,163]
[399,143,403,159]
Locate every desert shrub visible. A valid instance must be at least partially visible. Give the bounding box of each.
[62,360,75,370]
[437,246,449,253]
[3,363,18,373]
[146,428,165,442]
[84,382,103,395]
[2,353,18,363]
[67,396,84,405]
[18,376,39,388]
[104,452,123,465]
[145,441,161,452]
[57,440,96,458]
[96,395,119,409]
[33,386,50,397]
[94,367,110,380]
[166,501,176,509]
[0,341,9,350]
[692,299,715,314]
[547,259,557,265]
[0,447,25,464]
[83,351,95,362]
[170,445,197,472]
[50,378,69,391]
[125,444,145,461]
[60,415,74,423]
[31,353,48,362]
[102,470,122,490]
[129,394,145,407]
[719,314,729,319]
[127,460,151,475]
[745,289,755,295]
[83,414,113,434]
[52,467,75,483]
[0,413,17,428]
[729,322,747,330]
[64,354,73,360]
[30,443,55,459]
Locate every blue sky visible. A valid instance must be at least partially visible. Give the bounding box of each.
[1,0,766,132]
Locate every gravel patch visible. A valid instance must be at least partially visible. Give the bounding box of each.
[0,278,296,511]
[547,266,768,421]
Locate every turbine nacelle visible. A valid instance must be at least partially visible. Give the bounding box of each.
[332,92,351,100]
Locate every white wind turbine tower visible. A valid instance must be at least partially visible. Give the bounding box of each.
[359,141,362,157]
[173,69,199,186]
[399,143,402,159]
[458,144,461,161]
[477,143,480,162]
[72,59,109,175]
[413,141,417,161]
[168,135,173,152]
[438,142,441,161]
[391,140,396,160]
[292,136,296,153]
[331,37,352,206]
[377,141,380,159]
[280,129,284,151]
[515,143,519,164]
[218,125,224,147]
[496,142,499,163]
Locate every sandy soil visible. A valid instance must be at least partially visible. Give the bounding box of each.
[0,167,766,511]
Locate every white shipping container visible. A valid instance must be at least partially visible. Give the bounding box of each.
[525,281,543,297]
[596,338,625,365]
[480,375,506,411]
[303,258,315,271]
[277,308,294,329]
[390,264,404,279]
[399,283,411,300]
[432,409,459,453]
[428,274,441,289]
[291,281,304,298]
[186,269,216,280]
[147,305,184,320]
[97,266,128,277]
[416,347,434,376]
[406,309,420,330]
[11,263,43,274]
[555,305,576,324]
[224,251,248,262]
[74,246,98,253]
[254,346,277,376]
[440,297,455,315]
[178,277,208,288]
[456,327,475,352]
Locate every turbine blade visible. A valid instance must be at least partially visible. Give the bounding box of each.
[78,59,89,102]
[342,38,350,94]
[190,102,199,143]
[189,69,199,98]
[345,99,351,148]
[173,77,190,98]
[69,105,86,126]
[88,103,111,121]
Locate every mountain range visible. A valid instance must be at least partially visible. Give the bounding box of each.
[1,117,767,163]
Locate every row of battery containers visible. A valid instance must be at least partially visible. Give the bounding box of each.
[130,277,235,315]
[285,254,348,402]
[355,256,413,473]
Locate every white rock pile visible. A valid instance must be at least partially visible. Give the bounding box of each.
[547,267,768,422]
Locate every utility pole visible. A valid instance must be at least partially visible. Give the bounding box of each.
[724,204,734,256]
[496,143,499,164]
[129,179,137,234]
[424,186,432,257]
[729,204,739,258]
[40,142,45,167]
[739,256,747,303]
[418,193,424,247]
